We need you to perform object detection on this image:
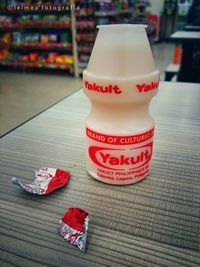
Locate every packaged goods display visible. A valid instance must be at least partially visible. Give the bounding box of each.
[0,10,73,71]
[0,1,162,74]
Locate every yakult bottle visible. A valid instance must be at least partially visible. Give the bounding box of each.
[83,25,159,185]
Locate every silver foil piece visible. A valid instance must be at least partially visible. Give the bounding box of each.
[59,215,89,253]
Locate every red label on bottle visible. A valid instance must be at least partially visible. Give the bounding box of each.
[136,81,159,93]
[86,127,154,145]
[86,128,154,182]
[84,80,122,94]
[89,143,153,171]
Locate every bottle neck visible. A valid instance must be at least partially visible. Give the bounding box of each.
[91,100,149,116]
[86,100,154,134]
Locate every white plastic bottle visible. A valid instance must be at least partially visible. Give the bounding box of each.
[83,24,159,185]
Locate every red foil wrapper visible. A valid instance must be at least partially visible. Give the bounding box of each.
[59,208,89,252]
[11,167,70,195]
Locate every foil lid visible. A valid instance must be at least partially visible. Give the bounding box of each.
[11,167,70,195]
[59,208,89,253]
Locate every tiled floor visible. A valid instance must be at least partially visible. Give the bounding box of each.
[0,73,82,136]
[0,42,175,137]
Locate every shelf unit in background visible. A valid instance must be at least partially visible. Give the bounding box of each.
[0,0,137,76]
[75,0,96,74]
[0,1,79,77]
[74,0,136,74]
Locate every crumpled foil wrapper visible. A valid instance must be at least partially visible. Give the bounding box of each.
[11,167,70,195]
[58,208,89,252]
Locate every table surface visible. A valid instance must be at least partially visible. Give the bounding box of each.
[0,82,200,267]
[184,25,200,31]
[170,30,200,43]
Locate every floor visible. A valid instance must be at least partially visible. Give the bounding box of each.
[0,73,82,136]
[151,42,174,81]
[0,42,174,137]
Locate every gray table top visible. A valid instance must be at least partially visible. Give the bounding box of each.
[184,25,200,31]
[170,30,200,43]
[0,82,200,267]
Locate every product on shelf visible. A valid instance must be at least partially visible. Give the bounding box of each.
[8,51,17,61]
[0,49,8,60]
[76,16,95,29]
[0,1,6,9]
[55,54,73,65]
[20,15,31,24]
[59,15,70,22]
[49,33,60,43]
[117,0,136,10]
[29,52,39,62]
[76,2,94,16]
[32,33,40,42]
[95,1,117,12]
[40,33,49,43]
[38,53,46,63]
[61,32,71,43]
[20,54,29,62]
[79,53,90,63]
[31,15,41,21]
[47,52,58,63]
[0,15,13,25]
[96,17,110,25]
[13,13,70,28]
[46,52,73,64]
[7,32,72,49]
[12,32,22,44]
[93,0,119,25]
[42,15,58,22]
[0,49,73,65]
[75,0,96,70]
[24,33,33,42]
[0,33,12,47]
[46,52,73,65]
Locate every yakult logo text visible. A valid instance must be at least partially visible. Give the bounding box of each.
[136,81,159,93]
[89,143,153,171]
[84,81,122,94]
